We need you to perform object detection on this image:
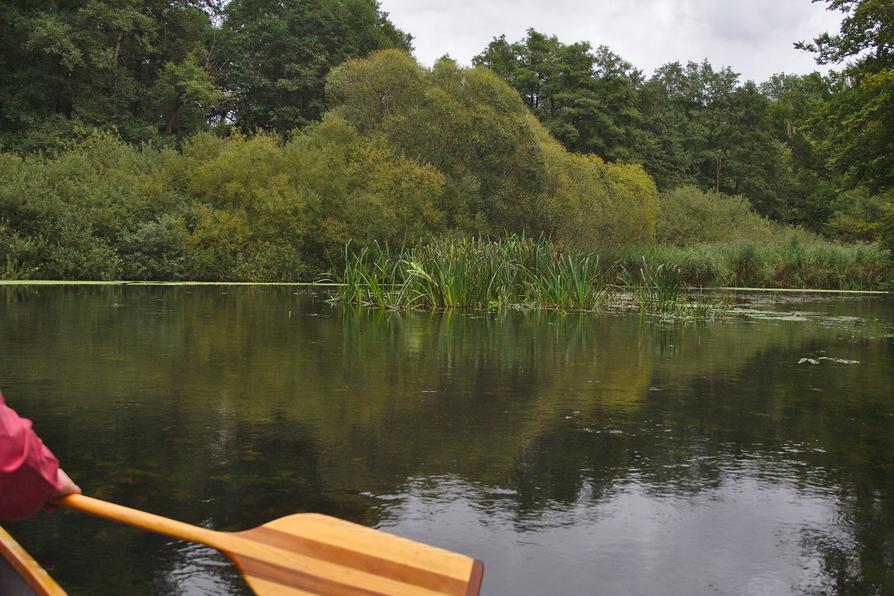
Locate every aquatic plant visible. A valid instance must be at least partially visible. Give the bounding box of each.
[331,236,725,318]
[617,257,685,313]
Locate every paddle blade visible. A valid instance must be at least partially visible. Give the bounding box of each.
[227,513,483,596]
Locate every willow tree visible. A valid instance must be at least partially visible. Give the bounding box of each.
[327,50,657,246]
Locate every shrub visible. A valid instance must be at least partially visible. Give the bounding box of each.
[118,214,188,281]
[656,185,776,245]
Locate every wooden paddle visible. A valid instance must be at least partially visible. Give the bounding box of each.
[56,494,483,596]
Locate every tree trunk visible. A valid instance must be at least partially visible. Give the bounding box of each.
[715,154,722,193]
[114,32,124,63]
[164,101,182,135]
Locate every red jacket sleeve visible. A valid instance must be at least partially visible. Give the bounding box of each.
[0,391,62,520]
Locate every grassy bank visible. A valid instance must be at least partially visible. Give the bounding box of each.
[618,239,891,290]
[330,236,891,315]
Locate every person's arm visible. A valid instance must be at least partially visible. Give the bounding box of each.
[0,391,79,520]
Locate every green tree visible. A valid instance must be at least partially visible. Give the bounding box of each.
[476,33,789,220]
[474,29,649,163]
[327,50,657,245]
[816,68,894,192]
[329,51,548,233]
[796,0,894,74]
[637,69,696,191]
[221,0,411,135]
[797,0,894,254]
[761,72,843,228]
[798,0,894,192]
[150,50,223,136]
[0,1,221,149]
[643,61,786,218]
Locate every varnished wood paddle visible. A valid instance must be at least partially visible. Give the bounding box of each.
[56,494,483,596]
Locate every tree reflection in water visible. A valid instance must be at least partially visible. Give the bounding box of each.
[1,285,891,594]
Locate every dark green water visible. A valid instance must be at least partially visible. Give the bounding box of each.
[2,285,893,595]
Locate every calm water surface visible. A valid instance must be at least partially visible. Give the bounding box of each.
[2,285,893,595]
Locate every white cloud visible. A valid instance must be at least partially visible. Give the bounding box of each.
[378,0,844,82]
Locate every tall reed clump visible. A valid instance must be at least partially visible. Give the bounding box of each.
[400,238,516,308]
[331,236,715,315]
[522,248,610,310]
[617,257,685,313]
[334,243,406,307]
[334,236,614,310]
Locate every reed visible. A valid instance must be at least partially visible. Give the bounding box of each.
[331,234,890,316]
[330,236,726,317]
[616,238,891,290]
[617,257,685,313]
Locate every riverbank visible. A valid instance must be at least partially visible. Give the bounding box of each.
[3,235,889,318]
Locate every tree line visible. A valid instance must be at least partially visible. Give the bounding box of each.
[474,8,893,241]
[0,51,659,280]
[0,0,411,149]
[0,0,891,282]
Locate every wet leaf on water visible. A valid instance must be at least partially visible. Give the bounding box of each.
[817,357,860,364]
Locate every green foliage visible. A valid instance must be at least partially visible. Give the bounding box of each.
[0,0,411,144]
[656,186,777,245]
[794,0,894,259]
[796,0,894,74]
[222,0,411,134]
[327,50,657,244]
[474,29,649,163]
[0,1,220,148]
[814,68,894,192]
[176,122,447,279]
[650,184,892,288]
[825,188,894,242]
[537,126,657,247]
[621,238,891,290]
[330,52,547,232]
[150,50,223,136]
[0,132,182,279]
[0,7,890,287]
[325,50,426,133]
[118,214,187,280]
[475,32,791,221]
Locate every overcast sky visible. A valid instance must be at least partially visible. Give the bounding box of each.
[377,0,844,83]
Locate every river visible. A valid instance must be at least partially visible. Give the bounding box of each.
[2,285,893,594]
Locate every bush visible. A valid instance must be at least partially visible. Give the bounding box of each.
[0,132,174,279]
[656,185,776,245]
[118,214,187,281]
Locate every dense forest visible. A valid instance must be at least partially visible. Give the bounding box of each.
[0,0,891,285]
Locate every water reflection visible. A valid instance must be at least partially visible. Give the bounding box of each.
[0,286,892,594]
[378,472,841,595]
[156,543,248,595]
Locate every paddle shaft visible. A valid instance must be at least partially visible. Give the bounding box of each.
[56,494,222,549]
